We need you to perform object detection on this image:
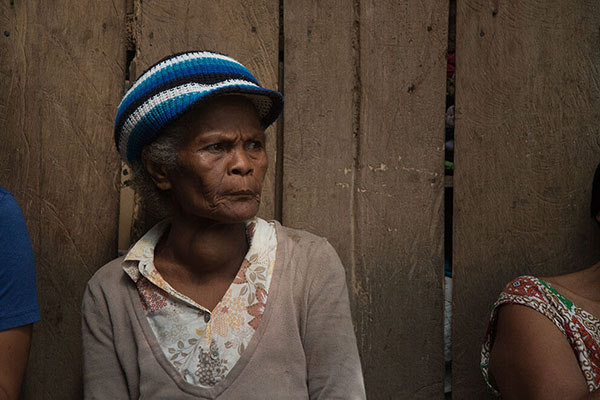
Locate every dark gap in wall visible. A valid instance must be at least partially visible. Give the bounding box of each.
[445,0,456,266]
[349,0,362,308]
[124,3,137,86]
[125,50,136,83]
[274,0,285,222]
[444,0,456,399]
[121,0,137,207]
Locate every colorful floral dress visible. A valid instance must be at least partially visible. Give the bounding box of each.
[481,275,600,395]
[121,217,277,387]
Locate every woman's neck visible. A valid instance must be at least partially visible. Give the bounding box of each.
[544,261,600,304]
[154,214,249,283]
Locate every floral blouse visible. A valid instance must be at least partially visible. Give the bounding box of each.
[122,217,277,387]
[481,275,600,395]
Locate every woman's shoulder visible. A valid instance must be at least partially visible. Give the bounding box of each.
[496,275,547,301]
[482,272,600,396]
[273,222,342,262]
[490,275,571,326]
[482,275,567,394]
[482,273,576,355]
[271,220,329,247]
[82,257,131,319]
[86,256,128,293]
[271,221,345,280]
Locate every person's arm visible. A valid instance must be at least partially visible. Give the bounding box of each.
[489,304,600,400]
[81,283,130,400]
[303,239,366,400]
[0,325,32,400]
[0,189,40,399]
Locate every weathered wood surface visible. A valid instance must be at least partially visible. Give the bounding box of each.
[282,0,356,267]
[0,1,125,398]
[357,1,447,397]
[129,0,281,241]
[283,1,448,398]
[5,1,599,398]
[453,1,600,398]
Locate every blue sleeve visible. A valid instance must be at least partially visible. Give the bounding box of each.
[0,187,40,330]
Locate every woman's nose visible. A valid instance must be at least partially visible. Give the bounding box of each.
[230,147,253,176]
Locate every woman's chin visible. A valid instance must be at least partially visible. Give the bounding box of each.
[174,197,261,224]
[210,202,261,223]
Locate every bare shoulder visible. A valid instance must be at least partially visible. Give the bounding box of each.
[489,303,588,399]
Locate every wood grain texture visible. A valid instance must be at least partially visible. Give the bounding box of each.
[357,1,447,397]
[0,1,125,398]
[129,0,280,241]
[282,0,361,388]
[282,0,355,264]
[283,1,447,398]
[453,1,600,398]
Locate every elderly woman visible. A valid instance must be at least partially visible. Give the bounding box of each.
[481,164,600,399]
[82,51,365,399]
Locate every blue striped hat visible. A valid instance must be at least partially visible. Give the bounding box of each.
[114,51,283,164]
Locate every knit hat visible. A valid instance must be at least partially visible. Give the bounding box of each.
[114,51,283,165]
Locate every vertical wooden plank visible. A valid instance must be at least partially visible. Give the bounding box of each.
[454,1,600,398]
[283,1,448,398]
[282,0,360,388]
[358,1,447,398]
[0,1,125,398]
[0,2,41,246]
[130,0,280,240]
[282,0,355,265]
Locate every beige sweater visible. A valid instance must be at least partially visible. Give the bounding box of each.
[82,222,366,399]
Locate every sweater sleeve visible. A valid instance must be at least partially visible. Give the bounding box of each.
[81,281,130,400]
[303,239,366,400]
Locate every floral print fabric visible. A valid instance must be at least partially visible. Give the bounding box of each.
[481,275,600,395]
[122,218,277,387]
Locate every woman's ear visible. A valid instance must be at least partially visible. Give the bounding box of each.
[142,150,172,191]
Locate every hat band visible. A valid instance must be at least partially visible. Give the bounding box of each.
[116,56,256,126]
[119,79,268,163]
[124,51,245,103]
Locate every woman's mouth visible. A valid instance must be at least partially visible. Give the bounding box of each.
[227,190,258,197]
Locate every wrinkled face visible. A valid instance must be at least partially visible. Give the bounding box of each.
[164,96,267,223]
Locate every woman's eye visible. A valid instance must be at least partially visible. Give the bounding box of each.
[248,141,263,150]
[205,143,223,152]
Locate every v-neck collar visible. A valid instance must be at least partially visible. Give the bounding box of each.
[125,221,286,398]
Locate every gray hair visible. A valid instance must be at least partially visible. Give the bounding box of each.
[129,124,188,217]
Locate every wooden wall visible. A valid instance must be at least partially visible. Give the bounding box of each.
[1,1,125,398]
[0,0,598,399]
[283,1,448,397]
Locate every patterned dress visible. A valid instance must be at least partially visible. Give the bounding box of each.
[121,217,277,387]
[481,275,600,395]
